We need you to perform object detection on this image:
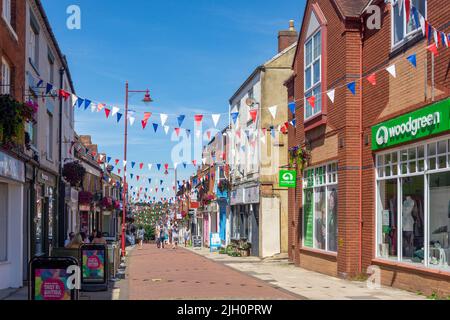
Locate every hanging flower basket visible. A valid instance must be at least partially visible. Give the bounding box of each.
[79,191,93,205]
[289,146,311,172]
[101,197,114,210]
[62,161,86,187]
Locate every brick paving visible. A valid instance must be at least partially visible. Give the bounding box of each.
[127,244,300,300]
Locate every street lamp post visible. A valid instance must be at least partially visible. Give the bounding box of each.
[122,82,153,257]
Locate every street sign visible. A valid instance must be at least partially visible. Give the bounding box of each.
[279,170,297,188]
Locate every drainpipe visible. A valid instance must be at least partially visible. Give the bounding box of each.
[58,67,66,247]
[358,19,364,275]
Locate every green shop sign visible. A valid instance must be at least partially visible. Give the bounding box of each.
[279,170,297,188]
[372,99,450,151]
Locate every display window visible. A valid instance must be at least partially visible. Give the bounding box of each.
[302,162,338,252]
[376,135,450,271]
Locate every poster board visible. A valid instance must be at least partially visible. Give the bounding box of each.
[29,257,79,300]
[192,235,202,250]
[80,244,108,292]
[210,233,221,252]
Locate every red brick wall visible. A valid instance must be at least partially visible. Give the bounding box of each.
[0,0,25,101]
[289,0,450,289]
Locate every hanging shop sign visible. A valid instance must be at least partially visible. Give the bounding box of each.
[372,99,450,151]
[244,186,260,204]
[279,170,297,188]
[29,257,79,300]
[0,151,24,183]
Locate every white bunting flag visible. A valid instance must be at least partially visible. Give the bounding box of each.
[164,125,170,135]
[160,114,168,126]
[434,29,439,47]
[398,0,404,16]
[386,64,397,78]
[212,114,221,127]
[90,103,97,113]
[129,117,136,126]
[202,158,207,165]
[123,160,127,167]
[419,15,426,37]
[174,162,178,170]
[327,89,335,103]
[71,94,78,107]
[148,164,152,171]
[260,135,266,145]
[111,106,120,116]
[268,105,278,120]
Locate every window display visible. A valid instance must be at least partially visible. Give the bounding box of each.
[303,162,338,252]
[376,136,450,270]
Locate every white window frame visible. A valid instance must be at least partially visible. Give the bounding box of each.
[29,25,39,69]
[391,0,427,50]
[304,29,322,121]
[46,111,53,161]
[302,162,338,252]
[375,134,450,271]
[2,0,11,24]
[1,57,11,95]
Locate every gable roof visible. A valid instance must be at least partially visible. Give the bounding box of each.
[334,0,371,18]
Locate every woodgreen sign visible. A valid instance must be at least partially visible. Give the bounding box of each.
[279,170,297,188]
[372,99,450,151]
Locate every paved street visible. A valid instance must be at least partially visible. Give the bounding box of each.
[125,244,300,300]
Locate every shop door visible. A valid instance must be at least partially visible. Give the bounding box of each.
[219,204,226,243]
[250,205,259,257]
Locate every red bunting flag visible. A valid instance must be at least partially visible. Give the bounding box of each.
[192,160,197,166]
[137,176,140,181]
[249,109,258,123]
[307,96,316,108]
[174,128,181,136]
[58,89,70,100]
[281,125,288,134]
[118,169,121,174]
[367,73,377,86]
[427,43,439,56]
[139,163,144,170]
[207,131,211,140]
[194,115,203,124]
[143,112,152,122]
[405,0,411,25]
[92,151,97,157]
[115,159,119,165]
[155,188,158,193]
[141,120,148,129]
[164,164,169,170]
[105,108,111,118]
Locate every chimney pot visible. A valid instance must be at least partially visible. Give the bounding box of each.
[278,20,298,53]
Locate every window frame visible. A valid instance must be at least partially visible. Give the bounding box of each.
[304,29,322,121]
[302,162,338,253]
[375,134,450,270]
[1,57,11,95]
[391,0,427,50]
[2,0,11,25]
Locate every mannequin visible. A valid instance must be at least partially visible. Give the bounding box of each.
[403,196,415,257]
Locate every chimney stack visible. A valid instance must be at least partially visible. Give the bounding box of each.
[278,20,297,53]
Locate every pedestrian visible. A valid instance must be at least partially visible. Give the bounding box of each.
[88,229,97,243]
[67,233,84,249]
[64,232,75,248]
[184,227,190,247]
[92,231,107,245]
[172,226,179,250]
[159,225,165,249]
[155,225,161,248]
[137,226,145,249]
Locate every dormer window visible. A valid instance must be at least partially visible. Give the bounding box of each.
[304,30,322,120]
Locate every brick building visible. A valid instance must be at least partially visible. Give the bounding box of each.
[287,0,449,295]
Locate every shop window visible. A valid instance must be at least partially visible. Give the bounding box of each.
[0,183,8,262]
[1,57,11,95]
[392,0,427,49]
[304,30,322,120]
[303,162,338,252]
[376,136,450,270]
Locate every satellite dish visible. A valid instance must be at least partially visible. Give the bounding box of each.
[245,98,256,107]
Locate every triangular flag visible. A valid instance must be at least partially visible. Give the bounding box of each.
[268,106,277,120]
[175,128,181,136]
[84,99,92,110]
[160,180,164,185]
[164,125,170,135]
[129,117,136,126]
[419,15,426,37]
[207,131,211,140]
[131,162,136,169]
[105,108,111,118]
[115,159,120,165]
[427,43,439,56]
[148,164,153,171]
[140,163,144,170]
[107,157,111,163]
[405,0,411,25]
[77,98,85,109]
[90,103,97,113]
[407,54,417,68]
[194,115,203,124]
[327,89,335,103]
[123,160,127,167]
[231,112,239,124]
[288,102,296,115]
[192,160,197,166]
[249,109,258,123]
[177,115,185,127]
[148,178,152,184]
[143,112,152,122]
[118,169,121,174]
[141,120,148,129]
[441,32,447,48]
[212,114,221,127]
[97,103,105,112]
[434,29,439,47]
[116,113,123,123]
[164,164,169,170]
[46,83,53,95]
[160,114,168,126]
[137,176,140,182]
[71,94,78,107]
[347,82,356,95]
[153,123,159,133]
[130,174,134,180]
[386,64,397,78]
[157,164,161,171]
[306,96,315,109]
[367,73,377,86]
[112,106,120,116]
[290,119,296,127]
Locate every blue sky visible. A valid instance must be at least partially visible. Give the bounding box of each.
[42,0,305,201]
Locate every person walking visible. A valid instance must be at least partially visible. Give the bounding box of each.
[184,227,190,247]
[137,226,145,249]
[172,226,179,250]
[159,225,166,249]
[155,225,161,249]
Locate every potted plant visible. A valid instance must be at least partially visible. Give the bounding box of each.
[239,241,251,257]
[62,161,86,187]
[289,146,311,172]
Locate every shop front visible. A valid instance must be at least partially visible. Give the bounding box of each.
[0,150,25,289]
[371,99,450,294]
[32,169,57,257]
